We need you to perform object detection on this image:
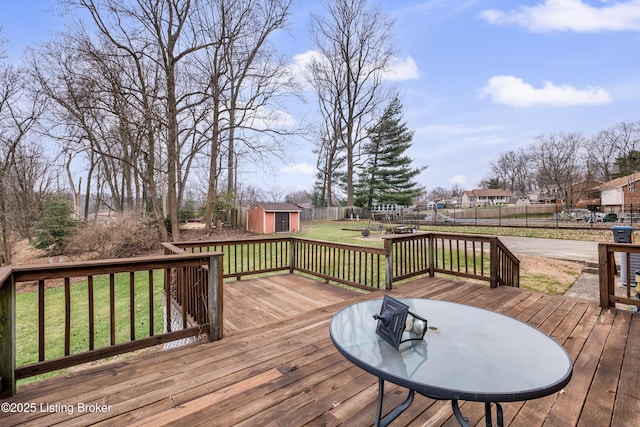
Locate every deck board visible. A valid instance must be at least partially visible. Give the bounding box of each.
[2,274,639,426]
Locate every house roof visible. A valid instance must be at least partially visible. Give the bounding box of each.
[252,203,302,212]
[464,189,515,197]
[598,172,640,191]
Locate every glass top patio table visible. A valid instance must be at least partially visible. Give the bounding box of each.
[329,298,573,426]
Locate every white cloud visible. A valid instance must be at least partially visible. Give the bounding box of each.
[291,50,321,77]
[291,50,420,85]
[479,0,640,32]
[280,162,315,174]
[448,174,467,186]
[479,75,612,107]
[248,105,298,129]
[383,56,421,81]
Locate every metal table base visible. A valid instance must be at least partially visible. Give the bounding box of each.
[375,378,505,427]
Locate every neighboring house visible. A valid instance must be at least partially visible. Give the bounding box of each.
[246,203,302,234]
[461,189,514,208]
[529,186,562,204]
[598,172,640,211]
[571,178,604,209]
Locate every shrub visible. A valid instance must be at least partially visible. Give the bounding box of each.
[67,212,159,259]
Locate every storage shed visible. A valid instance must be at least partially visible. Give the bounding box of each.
[246,203,302,234]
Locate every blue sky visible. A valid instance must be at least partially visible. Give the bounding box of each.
[3,0,640,196]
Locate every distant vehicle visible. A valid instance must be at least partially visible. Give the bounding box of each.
[585,211,606,223]
[386,225,417,234]
[437,213,453,222]
[563,208,591,222]
[566,209,610,223]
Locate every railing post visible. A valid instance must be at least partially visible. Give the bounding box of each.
[490,238,498,288]
[0,268,16,397]
[428,233,435,277]
[289,238,296,274]
[208,255,223,341]
[598,244,615,308]
[384,238,393,290]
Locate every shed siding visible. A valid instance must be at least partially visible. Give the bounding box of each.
[247,205,266,234]
[246,204,301,234]
[265,212,276,234]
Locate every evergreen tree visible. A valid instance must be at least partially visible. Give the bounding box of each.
[613,150,640,178]
[31,194,80,255]
[354,96,425,208]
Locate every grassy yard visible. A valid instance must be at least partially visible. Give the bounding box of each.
[296,219,613,243]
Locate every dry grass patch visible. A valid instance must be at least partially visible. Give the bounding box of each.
[518,254,583,295]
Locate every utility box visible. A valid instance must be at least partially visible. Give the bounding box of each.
[613,226,633,243]
[612,226,640,286]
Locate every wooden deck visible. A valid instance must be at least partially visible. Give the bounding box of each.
[2,274,639,426]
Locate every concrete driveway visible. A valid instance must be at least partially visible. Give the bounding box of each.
[497,236,605,301]
[497,236,599,265]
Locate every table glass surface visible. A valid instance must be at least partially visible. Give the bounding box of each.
[329,298,573,402]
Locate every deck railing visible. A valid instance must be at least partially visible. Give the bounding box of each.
[598,242,640,310]
[292,238,387,290]
[383,232,520,288]
[0,253,222,397]
[1,231,517,398]
[172,232,520,290]
[169,238,290,279]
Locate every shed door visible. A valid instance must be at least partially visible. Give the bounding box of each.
[275,212,290,232]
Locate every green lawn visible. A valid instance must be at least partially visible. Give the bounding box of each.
[295,219,612,242]
[295,220,383,246]
[16,271,165,383]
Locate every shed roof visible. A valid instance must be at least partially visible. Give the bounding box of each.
[252,203,302,212]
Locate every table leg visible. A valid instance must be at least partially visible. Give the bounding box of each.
[452,400,503,427]
[485,402,504,427]
[485,402,492,426]
[452,400,470,426]
[374,378,415,427]
[495,402,504,427]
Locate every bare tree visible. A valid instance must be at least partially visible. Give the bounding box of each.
[0,54,47,264]
[489,147,534,197]
[62,0,220,240]
[531,132,586,206]
[309,0,394,206]
[192,0,295,230]
[27,31,150,223]
[308,53,346,207]
[588,128,620,182]
[9,141,56,240]
[589,119,640,180]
